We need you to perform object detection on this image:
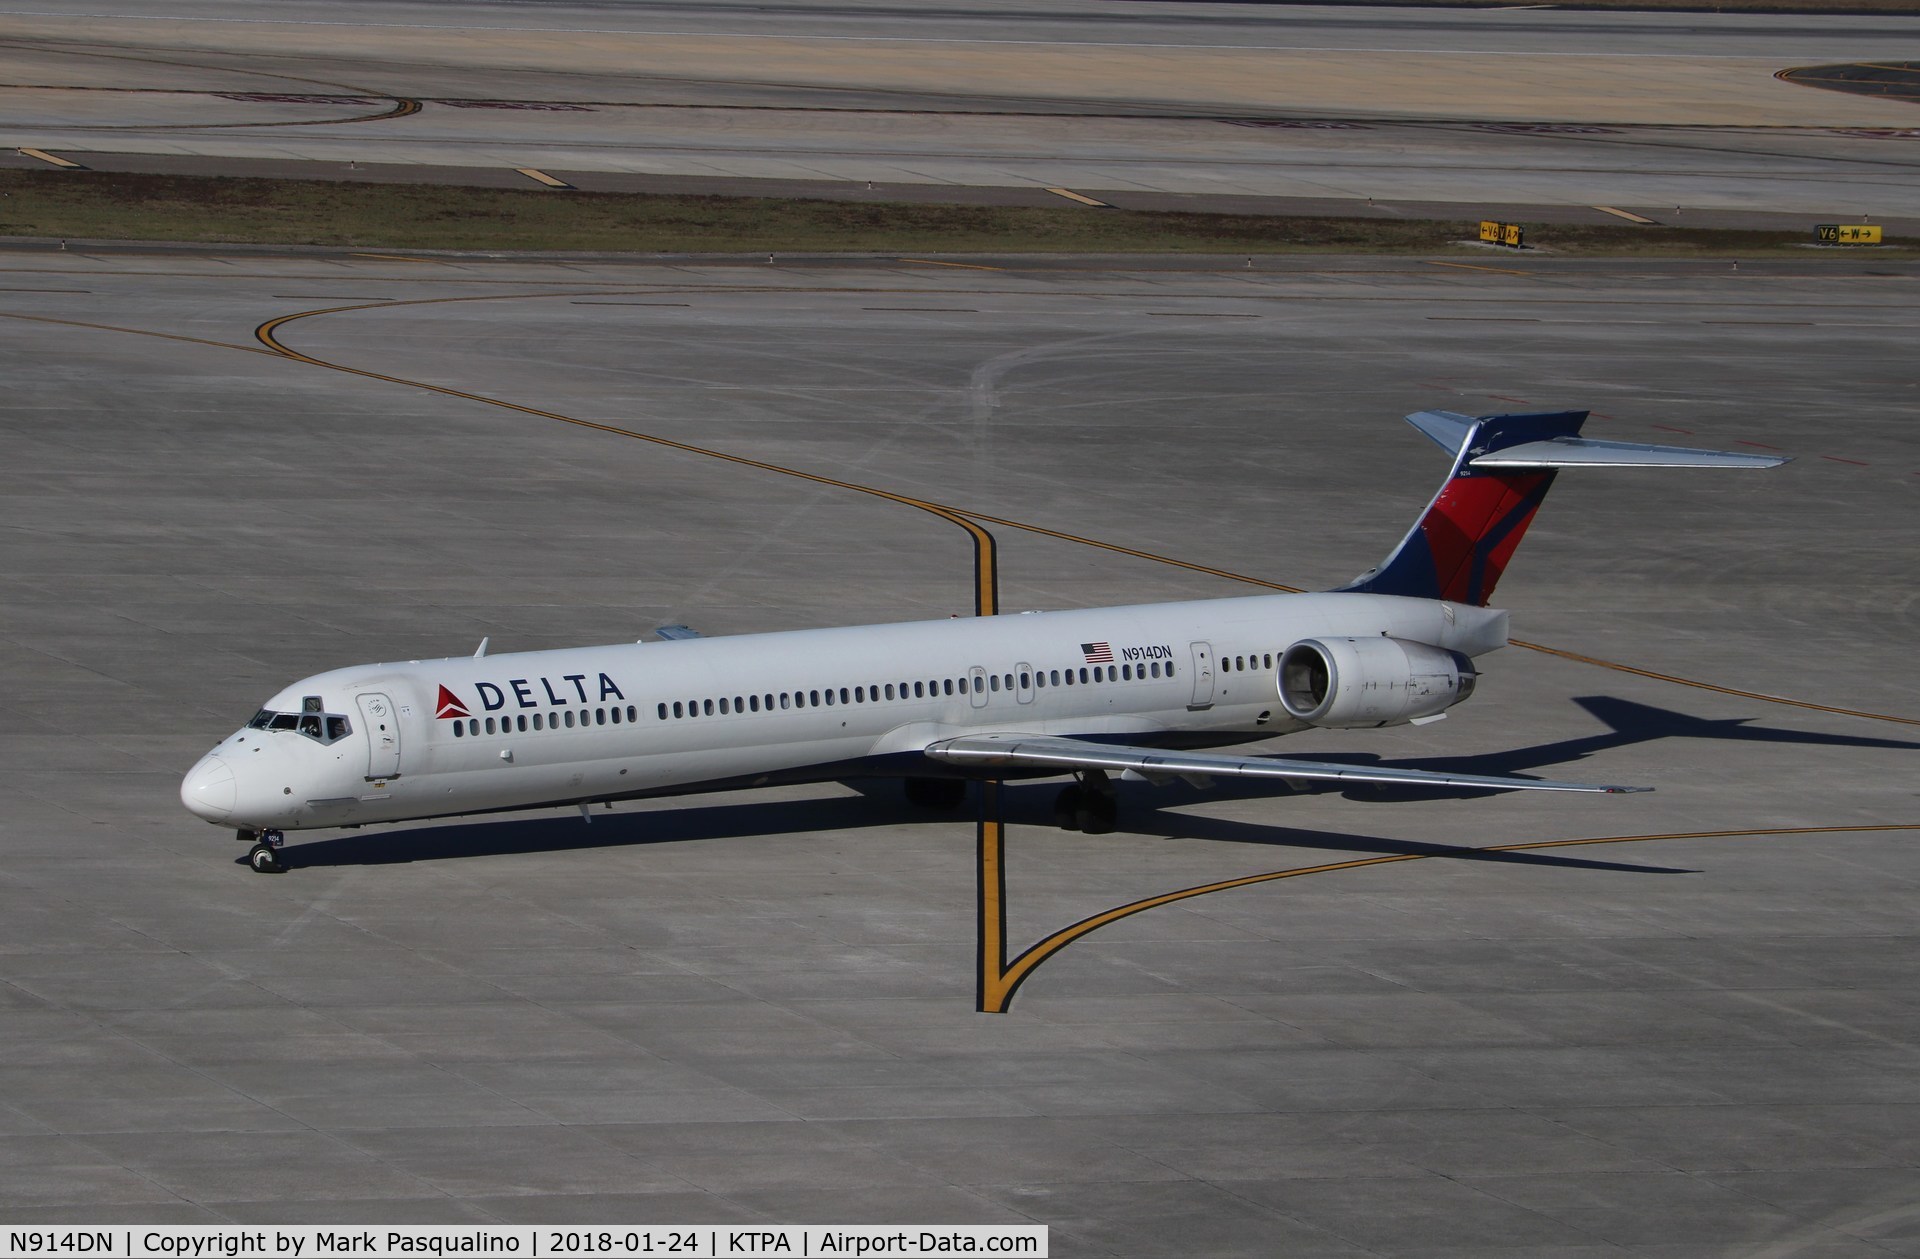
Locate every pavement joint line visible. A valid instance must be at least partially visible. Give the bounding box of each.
[1044,187,1112,208]
[18,147,82,169]
[515,167,574,189]
[1595,205,1659,224]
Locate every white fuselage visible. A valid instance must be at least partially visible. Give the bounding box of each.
[180,591,1506,833]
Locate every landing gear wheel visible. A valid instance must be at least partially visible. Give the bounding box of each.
[904,777,967,810]
[1058,770,1118,833]
[248,843,284,874]
[1076,793,1118,835]
[1053,784,1085,831]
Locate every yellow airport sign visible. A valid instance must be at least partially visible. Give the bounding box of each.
[1479,220,1525,248]
[1816,223,1882,245]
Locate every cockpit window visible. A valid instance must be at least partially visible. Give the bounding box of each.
[249,707,352,745]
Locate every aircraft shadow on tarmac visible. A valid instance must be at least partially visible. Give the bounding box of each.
[1186,694,1920,808]
[266,696,1915,876]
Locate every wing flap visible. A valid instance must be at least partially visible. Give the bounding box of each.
[922,733,1648,795]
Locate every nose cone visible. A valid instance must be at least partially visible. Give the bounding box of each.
[181,754,236,822]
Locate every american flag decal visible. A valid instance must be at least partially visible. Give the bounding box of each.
[1081,641,1114,664]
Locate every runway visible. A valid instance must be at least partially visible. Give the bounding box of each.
[1,244,1917,1251]
[6,0,1920,219]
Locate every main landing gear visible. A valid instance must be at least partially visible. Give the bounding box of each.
[903,776,968,810]
[1054,769,1118,834]
[238,828,286,873]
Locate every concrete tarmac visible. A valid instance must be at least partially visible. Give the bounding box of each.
[1,245,1916,1252]
[5,0,1920,217]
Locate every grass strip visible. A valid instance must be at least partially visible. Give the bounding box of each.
[0,169,1903,256]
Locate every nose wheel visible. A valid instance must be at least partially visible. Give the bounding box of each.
[242,829,286,874]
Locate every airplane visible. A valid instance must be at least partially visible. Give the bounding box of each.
[182,408,1785,873]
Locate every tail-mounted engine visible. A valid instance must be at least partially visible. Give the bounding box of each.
[1277,636,1477,729]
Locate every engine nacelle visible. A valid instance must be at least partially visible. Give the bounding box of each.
[1277,636,1478,729]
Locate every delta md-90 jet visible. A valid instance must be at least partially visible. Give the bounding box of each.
[183,409,1783,872]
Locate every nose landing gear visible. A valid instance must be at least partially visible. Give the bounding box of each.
[237,828,286,873]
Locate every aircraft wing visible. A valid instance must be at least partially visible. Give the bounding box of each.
[920,733,1649,795]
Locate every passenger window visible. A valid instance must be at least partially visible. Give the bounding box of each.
[516,715,528,732]
[673,702,683,718]
[468,719,478,736]
[1003,674,1013,690]
[1122,665,1132,681]
[1064,670,1074,686]
[452,723,464,739]
[810,690,820,706]
[855,687,865,703]
[533,713,544,731]
[658,703,668,720]
[568,711,578,728]
[780,693,790,710]
[839,688,849,704]
[989,675,1000,692]
[1078,668,1089,684]
[944,679,955,695]
[1020,672,1031,689]
[486,717,497,734]
[720,698,730,715]
[749,695,759,712]
[735,696,744,713]
[1050,670,1060,686]
[884,684,895,700]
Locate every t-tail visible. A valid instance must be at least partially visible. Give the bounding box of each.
[1341,409,1788,607]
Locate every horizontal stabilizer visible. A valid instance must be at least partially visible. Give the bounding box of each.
[923,733,1648,795]
[1471,437,1789,469]
[654,624,702,641]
